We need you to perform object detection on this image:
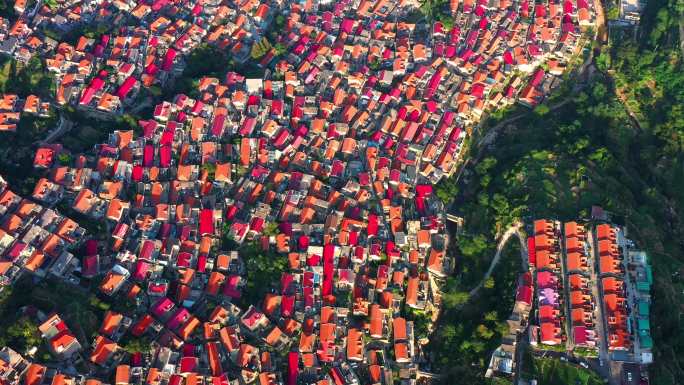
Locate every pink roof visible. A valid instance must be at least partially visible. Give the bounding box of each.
[249,216,265,233]
[143,144,154,167]
[574,326,588,344]
[503,50,514,65]
[240,117,256,136]
[140,240,155,260]
[167,308,190,330]
[471,83,485,99]
[141,120,157,138]
[80,77,105,105]
[151,297,174,318]
[177,252,192,268]
[199,209,214,235]
[281,295,295,317]
[152,0,170,11]
[85,240,98,256]
[144,63,158,76]
[247,95,260,106]
[132,165,143,182]
[161,127,174,145]
[298,235,309,250]
[281,273,294,294]
[6,243,26,260]
[196,254,207,273]
[180,356,197,373]
[563,0,574,13]
[242,307,264,328]
[531,68,545,87]
[287,352,299,385]
[115,76,137,100]
[516,284,533,305]
[222,275,241,298]
[306,254,320,267]
[322,244,334,297]
[415,185,433,197]
[212,114,225,137]
[528,237,536,265]
[225,205,238,221]
[273,129,290,148]
[169,374,183,385]
[536,271,556,289]
[271,100,283,115]
[160,145,171,168]
[133,260,150,281]
[433,21,444,34]
[340,19,354,33]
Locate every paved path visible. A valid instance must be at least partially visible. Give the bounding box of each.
[37,113,72,145]
[468,221,528,297]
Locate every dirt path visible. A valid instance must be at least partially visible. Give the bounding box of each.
[468,221,528,297]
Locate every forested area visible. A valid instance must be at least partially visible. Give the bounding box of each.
[431,0,684,382]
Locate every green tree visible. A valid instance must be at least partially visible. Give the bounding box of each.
[57,153,72,166]
[441,290,469,308]
[534,103,550,116]
[1,317,42,353]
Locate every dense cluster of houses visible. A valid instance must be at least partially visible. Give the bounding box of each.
[0,0,603,383]
[564,221,598,349]
[524,220,653,362]
[487,217,654,381]
[528,219,600,350]
[596,223,653,363]
[38,313,84,361]
[0,0,596,122]
[0,175,85,285]
[530,219,566,347]
[2,0,275,115]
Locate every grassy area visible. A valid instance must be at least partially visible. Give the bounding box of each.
[523,357,604,385]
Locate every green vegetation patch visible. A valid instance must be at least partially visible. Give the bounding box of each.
[233,242,288,308]
[431,241,523,383]
[0,277,112,356]
[433,0,683,382]
[0,57,55,99]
